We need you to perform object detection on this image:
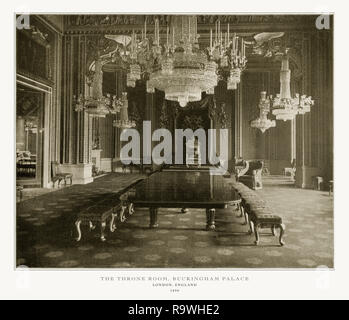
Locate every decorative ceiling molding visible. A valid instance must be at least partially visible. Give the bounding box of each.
[62,14,319,35]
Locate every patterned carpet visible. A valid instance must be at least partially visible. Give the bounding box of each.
[16,174,333,269]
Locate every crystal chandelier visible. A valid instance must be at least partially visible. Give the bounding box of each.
[250,91,276,133]
[271,55,314,121]
[73,58,123,117]
[113,92,136,129]
[122,16,247,107]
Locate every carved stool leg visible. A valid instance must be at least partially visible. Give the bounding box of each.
[119,206,127,223]
[248,218,254,235]
[239,203,244,218]
[128,203,135,216]
[242,208,249,225]
[89,221,96,231]
[279,223,286,246]
[271,225,276,236]
[75,220,82,242]
[253,222,260,245]
[206,209,216,231]
[101,221,107,242]
[110,213,117,233]
[149,208,159,228]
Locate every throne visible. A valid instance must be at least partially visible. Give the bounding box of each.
[236,159,264,190]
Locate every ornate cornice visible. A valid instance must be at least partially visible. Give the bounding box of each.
[62,14,320,35]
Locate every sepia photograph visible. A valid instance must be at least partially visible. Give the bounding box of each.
[14,12,334,270]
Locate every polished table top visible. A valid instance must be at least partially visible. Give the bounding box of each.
[132,168,240,208]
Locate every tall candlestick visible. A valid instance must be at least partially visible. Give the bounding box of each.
[167,26,169,47]
[157,20,160,44]
[188,18,191,42]
[194,18,197,38]
[172,26,175,47]
[215,21,217,43]
[227,23,230,43]
[144,18,147,39]
[210,29,212,49]
[182,18,184,40]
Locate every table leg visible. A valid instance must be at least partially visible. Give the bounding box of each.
[110,213,117,233]
[101,221,107,242]
[271,225,276,236]
[149,208,159,228]
[206,209,216,230]
[253,222,260,245]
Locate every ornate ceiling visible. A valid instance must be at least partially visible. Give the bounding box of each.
[35,14,330,80]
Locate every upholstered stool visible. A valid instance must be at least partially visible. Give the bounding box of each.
[241,198,266,225]
[312,176,324,191]
[240,192,259,199]
[249,210,285,246]
[74,193,131,242]
[244,201,268,212]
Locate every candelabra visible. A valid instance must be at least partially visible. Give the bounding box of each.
[113,92,136,129]
[73,58,124,117]
[207,21,247,90]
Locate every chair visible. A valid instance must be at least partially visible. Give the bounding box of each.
[283,159,296,181]
[312,176,324,191]
[234,158,249,178]
[51,162,73,187]
[237,160,263,190]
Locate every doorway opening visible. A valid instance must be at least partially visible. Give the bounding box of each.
[16,84,45,187]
